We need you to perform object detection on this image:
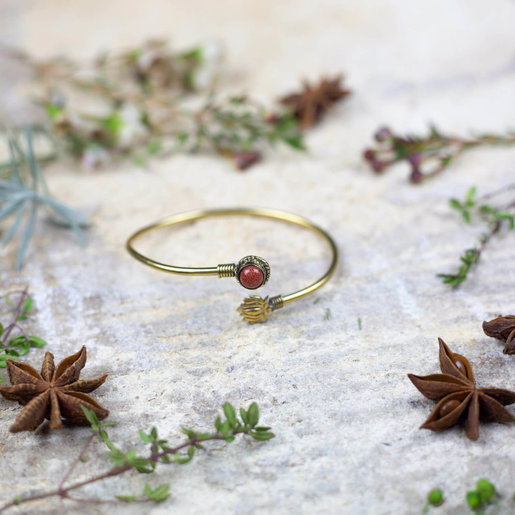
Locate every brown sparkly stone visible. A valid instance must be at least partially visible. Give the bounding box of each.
[239,265,264,289]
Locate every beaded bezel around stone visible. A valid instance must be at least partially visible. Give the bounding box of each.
[235,255,270,289]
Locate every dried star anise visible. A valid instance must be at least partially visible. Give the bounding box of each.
[0,346,108,432]
[279,75,351,129]
[408,338,515,440]
[483,316,515,355]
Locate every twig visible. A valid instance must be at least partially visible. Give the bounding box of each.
[58,433,96,492]
[0,287,29,347]
[0,403,273,512]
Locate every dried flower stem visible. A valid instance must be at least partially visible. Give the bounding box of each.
[363,125,515,183]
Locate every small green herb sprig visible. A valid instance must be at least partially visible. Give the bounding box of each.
[438,185,515,287]
[363,125,515,184]
[0,129,87,270]
[0,288,47,374]
[0,402,274,511]
[179,96,304,169]
[423,479,500,514]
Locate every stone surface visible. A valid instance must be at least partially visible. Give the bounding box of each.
[1,0,515,514]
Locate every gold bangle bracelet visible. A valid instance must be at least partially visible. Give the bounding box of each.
[126,207,338,324]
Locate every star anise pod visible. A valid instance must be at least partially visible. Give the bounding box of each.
[408,338,515,440]
[483,315,515,355]
[0,346,108,432]
[279,75,351,129]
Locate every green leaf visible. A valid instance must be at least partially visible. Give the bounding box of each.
[250,431,275,441]
[465,186,477,203]
[98,429,110,445]
[125,450,155,473]
[22,297,33,315]
[132,153,146,167]
[495,210,515,229]
[176,131,189,145]
[0,351,17,361]
[16,341,30,355]
[144,483,170,502]
[0,322,3,337]
[239,408,248,425]
[476,478,495,501]
[106,448,126,466]
[174,454,193,465]
[28,336,47,348]
[139,429,156,443]
[116,494,137,502]
[223,402,237,427]
[247,403,259,427]
[440,154,453,167]
[466,490,480,510]
[46,103,63,120]
[8,335,27,347]
[218,420,232,438]
[181,427,197,439]
[281,134,305,150]
[100,111,124,136]
[146,139,161,155]
[429,125,442,139]
[426,488,444,507]
[81,405,99,430]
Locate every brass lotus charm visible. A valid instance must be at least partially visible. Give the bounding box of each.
[237,296,273,324]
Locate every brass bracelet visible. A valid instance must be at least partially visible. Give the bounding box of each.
[126,208,338,324]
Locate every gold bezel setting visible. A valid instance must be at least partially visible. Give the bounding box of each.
[235,255,270,290]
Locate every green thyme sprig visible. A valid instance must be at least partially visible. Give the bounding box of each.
[0,402,274,512]
[363,125,515,184]
[0,288,47,374]
[438,185,515,287]
[43,93,304,170]
[0,129,87,270]
[176,95,304,170]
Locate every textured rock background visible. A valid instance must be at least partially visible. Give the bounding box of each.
[1,0,515,513]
